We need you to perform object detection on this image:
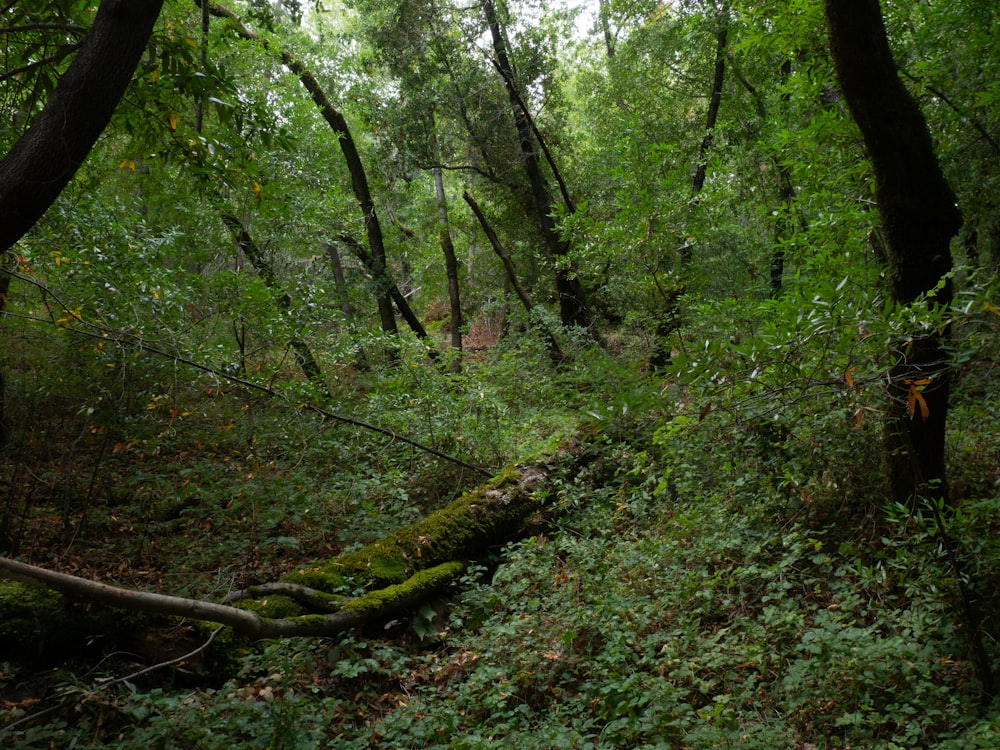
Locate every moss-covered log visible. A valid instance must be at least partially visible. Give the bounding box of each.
[0,460,551,642]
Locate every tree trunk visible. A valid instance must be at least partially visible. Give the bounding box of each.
[325,243,357,317]
[481,0,593,332]
[770,60,798,295]
[691,6,729,197]
[681,3,728,270]
[826,0,993,702]
[435,166,464,369]
[463,192,533,314]
[825,0,960,505]
[463,191,563,362]
[336,234,440,364]
[0,0,164,450]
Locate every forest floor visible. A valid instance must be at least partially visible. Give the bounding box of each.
[3,341,1000,749]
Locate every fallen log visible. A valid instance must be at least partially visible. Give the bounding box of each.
[0,460,551,641]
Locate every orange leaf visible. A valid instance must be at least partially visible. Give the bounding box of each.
[844,367,855,389]
[907,385,930,422]
[168,112,178,131]
[699,402,712,421]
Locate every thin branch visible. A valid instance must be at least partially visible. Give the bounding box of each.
[0,268,493,476]
[900,68,1000,156]
[1,626,224,732]
[0,23,87,36]
[0,46,81,84]
[0,556,464,638]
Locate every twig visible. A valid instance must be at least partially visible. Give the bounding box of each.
[2,626,224,732]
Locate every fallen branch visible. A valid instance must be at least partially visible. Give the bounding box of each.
[0,556,463,638]
[0,459,554,638]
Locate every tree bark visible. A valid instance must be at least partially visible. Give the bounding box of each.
[0,0,164,449]
[691,6,728,197]
[435,165,464,369]
[335,233,434,346]
[463,192,533,314]
[481,0,593,332]
[325,243,357,317]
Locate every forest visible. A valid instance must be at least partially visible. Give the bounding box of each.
[1,0,1000,746]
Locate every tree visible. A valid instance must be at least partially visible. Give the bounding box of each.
[0,0,165,256]
[481,0,593,332]
[826,0,994,702]
[825,0,960,506]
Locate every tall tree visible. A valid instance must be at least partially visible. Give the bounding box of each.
[481,0,593,331]
[826,0,994,702]
[825,0,960,506]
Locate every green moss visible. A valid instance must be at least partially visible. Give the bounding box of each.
[281,567,348,591]
[343,561,464,614]
[0,581,147,663]
[236,594,302,619]
[280,463,540,598]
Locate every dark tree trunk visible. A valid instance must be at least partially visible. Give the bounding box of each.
[0,0,165,254]
[481,0,593,332]
[681,4,728,268]
[435,166,464,369]
[730,57,806,295]
[324,243,357,317]
[826,0,960,505]
[826,0,993,703]
[691,8,728,197]
[463,192,534,315]
[770,60,797,295]
[220,215,331,397]
[336,234,437,356]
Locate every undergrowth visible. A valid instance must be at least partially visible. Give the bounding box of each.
[3,294,1000,748]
